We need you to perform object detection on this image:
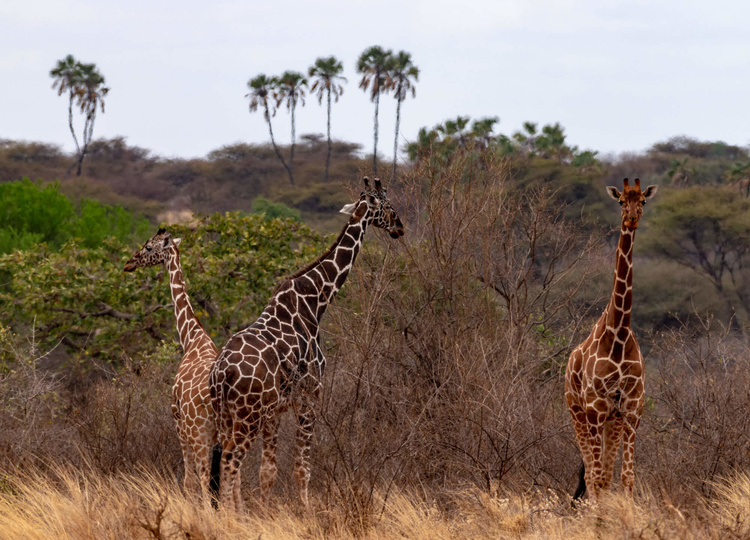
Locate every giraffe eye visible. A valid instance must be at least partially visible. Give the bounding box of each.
[618,201,623,206]
[642,200,646,206]
[146,246,152,252]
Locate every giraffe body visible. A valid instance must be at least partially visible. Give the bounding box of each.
[124,229,219,500]
[209,177,403,512]
[565,178,657,502]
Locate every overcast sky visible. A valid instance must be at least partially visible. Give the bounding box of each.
[2,0,749,161]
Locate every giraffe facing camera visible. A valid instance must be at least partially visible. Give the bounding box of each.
[564,177,657,503]
[209,176,403,512]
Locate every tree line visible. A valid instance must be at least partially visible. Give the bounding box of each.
[50,46,419,185]
[246,46,419,185]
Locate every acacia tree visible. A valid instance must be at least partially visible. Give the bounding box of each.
[308,56,346,182]
[640,186,750,328]
[386,51,419,181]
[246,74,293,184]
[50,55,109,176]
[273,71,308,186]
[357,46,392,175]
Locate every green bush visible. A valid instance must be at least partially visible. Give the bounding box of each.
[0,178,150,254]
[251,196,301,222]
[0,212,328,363]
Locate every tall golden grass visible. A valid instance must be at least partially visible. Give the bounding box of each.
[0,465,747,539]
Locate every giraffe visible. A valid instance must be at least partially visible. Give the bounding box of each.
[564,178,658,502]
[124,228,220,501]
[209,177,404,512]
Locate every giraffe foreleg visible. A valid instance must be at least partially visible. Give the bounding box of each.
[585,421,606,502]
[568,401,593,500]
[601,417,625,493]
[620,415,640,496]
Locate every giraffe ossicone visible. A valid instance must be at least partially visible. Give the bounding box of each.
[564,177,657,503]
[124,228,220,502]
[209,176,404,512]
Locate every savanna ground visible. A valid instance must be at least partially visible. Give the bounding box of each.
[1,144,749,538]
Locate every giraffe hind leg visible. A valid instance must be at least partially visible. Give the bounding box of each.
[293,398,315,508]
[220,418,259,513]
[259,413,280,504]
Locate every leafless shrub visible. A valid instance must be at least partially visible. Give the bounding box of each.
[310,155,607,531]
[640,317,750,503]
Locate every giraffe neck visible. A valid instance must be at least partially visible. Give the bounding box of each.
[166,247,205,351]
[605,223,635,330]
[289,201,370,324]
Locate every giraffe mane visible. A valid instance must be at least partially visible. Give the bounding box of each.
[273,209,360,292]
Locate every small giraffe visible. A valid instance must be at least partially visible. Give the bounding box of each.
[124,228,220,500]
[565,178,657,502]
[209,177,404,512]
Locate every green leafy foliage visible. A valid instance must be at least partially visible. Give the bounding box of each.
[251,197,301,221]
[0,179,150,254]
[639,186,750,327]
[0,212,329,364]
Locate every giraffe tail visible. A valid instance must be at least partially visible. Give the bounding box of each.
[209,443,222,508]
[572,460,586,503]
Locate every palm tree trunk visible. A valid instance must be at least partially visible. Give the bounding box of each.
[392,83,403,181]
[290,97,296,183]
[265,102,294,185]
[373,90,380,175]
[67,92,81,177]
[76,108,95,176]
[325,86,332,182]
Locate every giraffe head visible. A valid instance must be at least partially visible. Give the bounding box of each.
[123,228,182,272]
[340,177,405,238]
[606,178,658,230]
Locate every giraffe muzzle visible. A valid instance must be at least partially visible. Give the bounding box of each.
[123,261,137,272]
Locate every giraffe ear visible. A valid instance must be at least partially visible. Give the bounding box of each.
[339,202,358,215]
[173,238,182,247]
[606,186,621,200]
[642,185,658,199]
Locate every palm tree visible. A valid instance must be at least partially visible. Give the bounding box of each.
[724,160,750,197]
[308,56,346,182]
[470,117,499,151]
[73,62,109,176]
[246,74,293,185]
[50,55,109,176]
[274,71,308,186]
[512,121,539,157]
[667,157,693,187]
[357,46,393,175]
[386,51,419,181]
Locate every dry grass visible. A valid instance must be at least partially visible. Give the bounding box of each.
[0,466,748,539]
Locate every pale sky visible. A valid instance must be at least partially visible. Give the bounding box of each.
[2,0,749,161]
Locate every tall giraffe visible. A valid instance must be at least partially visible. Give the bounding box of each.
[565,178,657,502]
[209,177,404,511]
[124,228,220,500]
